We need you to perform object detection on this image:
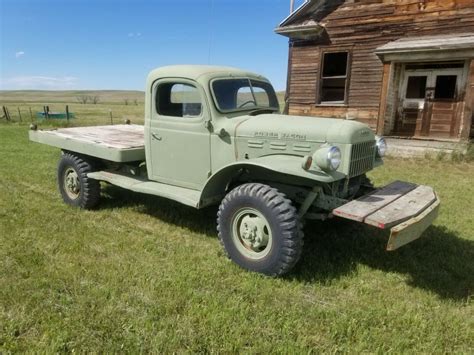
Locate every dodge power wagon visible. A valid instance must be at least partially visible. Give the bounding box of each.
[30,65,440,276]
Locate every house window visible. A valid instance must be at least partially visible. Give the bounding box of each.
[319,51,350,104]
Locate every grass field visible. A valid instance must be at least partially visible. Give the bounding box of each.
[0,93,473,352]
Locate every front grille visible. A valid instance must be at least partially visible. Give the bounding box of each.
[348,141,376,177]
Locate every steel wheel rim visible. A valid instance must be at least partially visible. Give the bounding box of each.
[231,207,272,260]
[64,167,80,200]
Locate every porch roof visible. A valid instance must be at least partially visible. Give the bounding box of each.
[375,34,474,61]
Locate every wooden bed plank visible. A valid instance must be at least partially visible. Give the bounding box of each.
[364,185,437,229]
[332,180,418,222]
[52,124,144,149]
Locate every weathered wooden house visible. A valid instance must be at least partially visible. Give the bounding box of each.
[276,0,474,142]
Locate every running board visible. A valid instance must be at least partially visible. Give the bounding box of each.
[88,170,201,208]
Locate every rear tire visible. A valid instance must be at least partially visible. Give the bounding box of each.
[217,183,303,276]
[57,152,101,209]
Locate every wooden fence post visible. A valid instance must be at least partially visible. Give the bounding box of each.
[29,107,33,121]
[4,106,11,121]
[2,106,9,121]
[17,107,22,122]
[109,109,113,125]
[66,105,70,122]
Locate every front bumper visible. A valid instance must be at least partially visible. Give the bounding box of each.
[333,181,440,250]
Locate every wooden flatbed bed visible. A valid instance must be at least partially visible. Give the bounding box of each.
[29,124,145,162]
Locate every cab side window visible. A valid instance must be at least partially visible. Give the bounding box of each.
[156,83,202,118]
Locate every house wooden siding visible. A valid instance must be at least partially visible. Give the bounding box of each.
[282,0,474,140]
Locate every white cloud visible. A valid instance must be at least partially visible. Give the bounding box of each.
[128,32,134,37]
[15,51,25,58]
[127,32,141,38]
[0,76,79,90]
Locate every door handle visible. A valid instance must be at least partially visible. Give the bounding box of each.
[151,133,162,141]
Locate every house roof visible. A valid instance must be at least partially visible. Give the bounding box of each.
[278,0,313,27]
[275,0,344,39]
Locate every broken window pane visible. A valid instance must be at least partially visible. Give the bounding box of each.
[435,75,457,99]
[323,52,348,77]
[321,78,346,102]
[406,76,427,99]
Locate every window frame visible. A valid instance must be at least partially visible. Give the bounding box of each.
[153,79,205,122]
[316,49,352,106]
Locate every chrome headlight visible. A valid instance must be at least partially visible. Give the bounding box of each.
[376,137,387,157]
[314,146,341,172]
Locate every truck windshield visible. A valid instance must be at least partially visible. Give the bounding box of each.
[212,78,279,113]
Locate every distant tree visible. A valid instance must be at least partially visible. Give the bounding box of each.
[134,99,138,106]
[89,96,100,104]
[124,99,129,106]
[76,96,89,104]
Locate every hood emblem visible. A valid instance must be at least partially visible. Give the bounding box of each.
[254,131,307,141]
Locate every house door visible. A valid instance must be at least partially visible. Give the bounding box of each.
[395,64,465,138]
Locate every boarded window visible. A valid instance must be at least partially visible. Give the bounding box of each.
[320,52,349,104]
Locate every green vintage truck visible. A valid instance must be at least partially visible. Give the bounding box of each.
[30,65,440,276]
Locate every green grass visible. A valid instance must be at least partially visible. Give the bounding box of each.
[0,103,473,352]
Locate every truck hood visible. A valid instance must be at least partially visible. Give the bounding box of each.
[235,114,375,144]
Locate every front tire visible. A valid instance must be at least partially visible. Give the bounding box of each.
[57,152,101,209]
[217,183,303,276]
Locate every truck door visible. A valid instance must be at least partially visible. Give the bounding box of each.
[149,79,211,189]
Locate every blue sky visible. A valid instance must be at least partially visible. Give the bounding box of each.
[0,0,305,91]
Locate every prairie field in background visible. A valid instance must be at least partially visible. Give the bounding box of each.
[0,90,473,352]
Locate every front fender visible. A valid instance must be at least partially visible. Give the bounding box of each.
[198,155,345,208]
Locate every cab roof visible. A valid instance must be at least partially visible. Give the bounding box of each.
[146,65,268,85]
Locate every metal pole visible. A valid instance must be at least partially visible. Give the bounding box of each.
[290,0,295,13]
[66,105,70,122]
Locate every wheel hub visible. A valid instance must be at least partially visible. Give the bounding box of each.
[64,168,80,198]
[232,208,272,259]
[239,215,269,250]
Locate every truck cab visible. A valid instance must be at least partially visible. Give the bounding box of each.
[144,66,281,189]
[29,65,440,276]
